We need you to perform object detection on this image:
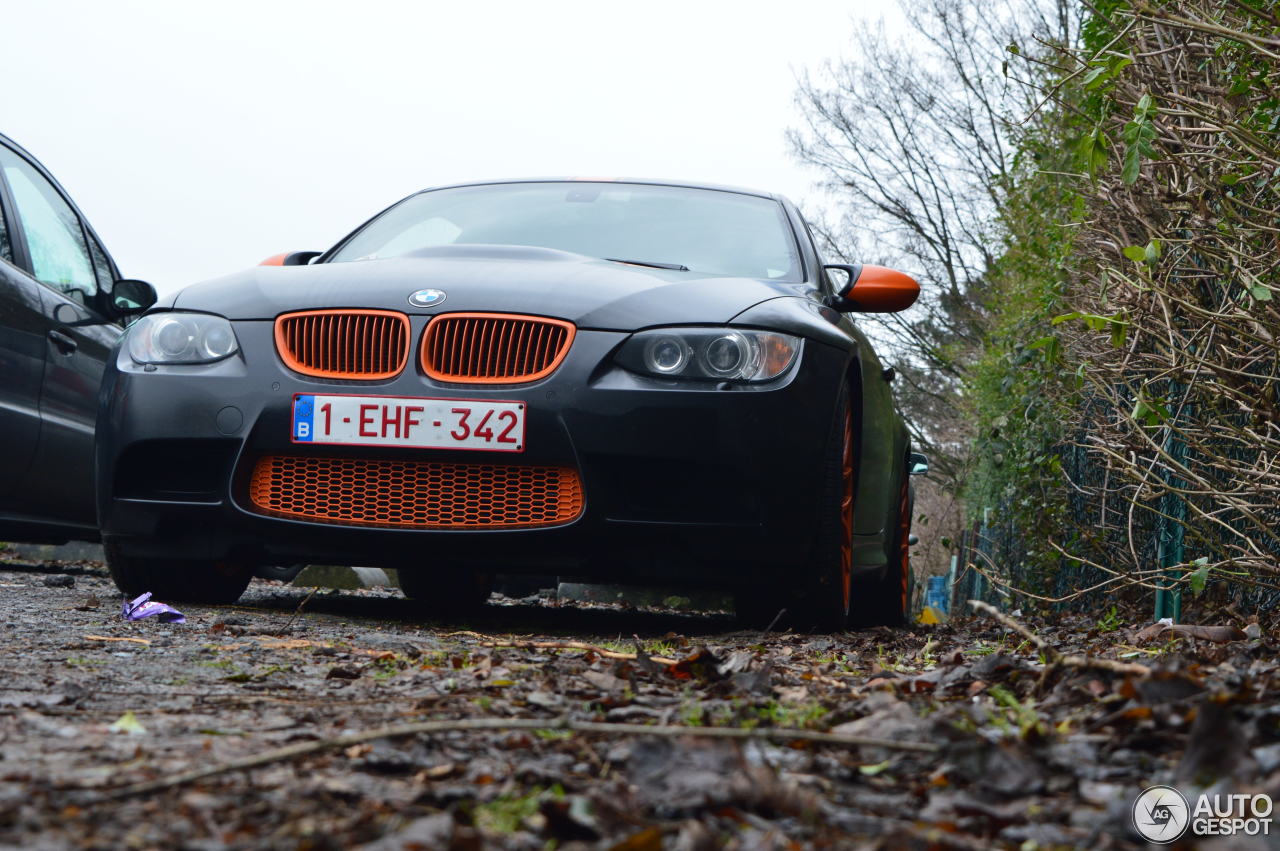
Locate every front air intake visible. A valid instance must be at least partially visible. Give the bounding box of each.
[275,309,410,379]
[248,455,585,529]
[420,313,575,384]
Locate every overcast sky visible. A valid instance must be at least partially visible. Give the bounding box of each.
[2,0,900,294]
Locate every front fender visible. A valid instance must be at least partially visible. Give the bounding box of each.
[732,297,904,545]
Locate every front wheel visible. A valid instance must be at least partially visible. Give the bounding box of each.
[787,387,858,631]
[849,475,913,628]
[104,540,253,605]
[735,388,857,631]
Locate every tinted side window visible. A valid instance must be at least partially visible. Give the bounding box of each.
[0,204,10,264]
[799,216,834,293]
[0,147,97,302]
[87,231,116,289]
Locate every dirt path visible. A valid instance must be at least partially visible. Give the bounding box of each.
[0,558,1275,849]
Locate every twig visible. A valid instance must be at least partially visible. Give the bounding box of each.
[89,715,940,801]
[968,601,1058,657]
[83,635,150,645]
[763,607,788,635]
[275,588,317,636]
[1062,656,1153,676]
[968,601,1151,677]
[471,637,679,666]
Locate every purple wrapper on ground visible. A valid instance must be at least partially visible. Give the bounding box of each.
[122,592,186,624]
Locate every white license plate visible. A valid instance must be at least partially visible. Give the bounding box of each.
[291,394,526,452]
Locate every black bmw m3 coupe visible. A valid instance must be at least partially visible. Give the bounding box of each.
[97,179,923,629]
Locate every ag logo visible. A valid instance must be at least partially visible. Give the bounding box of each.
[1133,785,1190,843]
[407,288,446,308]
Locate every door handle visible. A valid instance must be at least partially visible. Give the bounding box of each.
[48,329,78,354]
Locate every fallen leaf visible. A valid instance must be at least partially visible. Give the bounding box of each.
[608,827,663,851]
[583,669,627,692]
[109,711,146,735]
[668,647,725,682]
[423,762,456,779]
[1132,671,1204,705]
[1178,697,1250,784]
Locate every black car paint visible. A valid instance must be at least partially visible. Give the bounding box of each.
[0,261,45,497]
[0,133,127,542]
[171,245,798,327]
[97,179,911,588]
[730,294,901,541]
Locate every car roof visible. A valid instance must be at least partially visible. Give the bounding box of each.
[411,178,785,203]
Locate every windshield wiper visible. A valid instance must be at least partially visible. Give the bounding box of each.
[605,257,689,272]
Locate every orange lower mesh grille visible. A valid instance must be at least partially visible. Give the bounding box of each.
[248,455,584,529]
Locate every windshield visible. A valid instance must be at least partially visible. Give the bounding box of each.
[327,182,802,281]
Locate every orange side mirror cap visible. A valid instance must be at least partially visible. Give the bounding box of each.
[826,264,920,313]
[259,251,322,267]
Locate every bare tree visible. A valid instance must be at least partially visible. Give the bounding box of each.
[790,0,1075,482]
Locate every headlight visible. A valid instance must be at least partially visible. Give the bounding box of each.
[127,313,240,364]
[618,327,800,382]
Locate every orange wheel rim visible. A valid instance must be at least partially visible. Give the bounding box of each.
[840,409,854,615]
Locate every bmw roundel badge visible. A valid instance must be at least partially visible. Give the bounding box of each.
[407,288,447,308]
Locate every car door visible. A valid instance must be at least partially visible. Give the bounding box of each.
[0,141,123,525]
[0,184,46,505]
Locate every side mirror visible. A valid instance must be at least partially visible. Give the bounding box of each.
[109,278,158,316]
[260,251,321,267]
[825,264,920,313]
[909,452,929,476]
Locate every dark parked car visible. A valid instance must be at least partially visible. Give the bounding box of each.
[0,133,155,545]
[97,179,922,629]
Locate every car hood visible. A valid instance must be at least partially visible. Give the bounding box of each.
[171,245,799,329]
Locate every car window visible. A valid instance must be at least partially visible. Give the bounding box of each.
[0,147,97,303]
[799,216,834,293]
[0,203,11,264]
[87,230,116,289]
[330,183,802,282]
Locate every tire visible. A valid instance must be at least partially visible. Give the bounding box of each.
[104,540,253,605]
[397,567,493,616]
[849,473,913,628]
[788,386,857,630]
[734,387,856,631]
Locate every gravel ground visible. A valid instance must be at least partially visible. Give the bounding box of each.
[1,557,1277,850]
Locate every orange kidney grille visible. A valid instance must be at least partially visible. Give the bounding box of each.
[248,455,585,529]
[421,313,575,383]
[275,310,410,379]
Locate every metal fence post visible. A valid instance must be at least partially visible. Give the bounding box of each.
[1155,390,1188,622]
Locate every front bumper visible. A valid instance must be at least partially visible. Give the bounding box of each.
[97,319,859,584]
